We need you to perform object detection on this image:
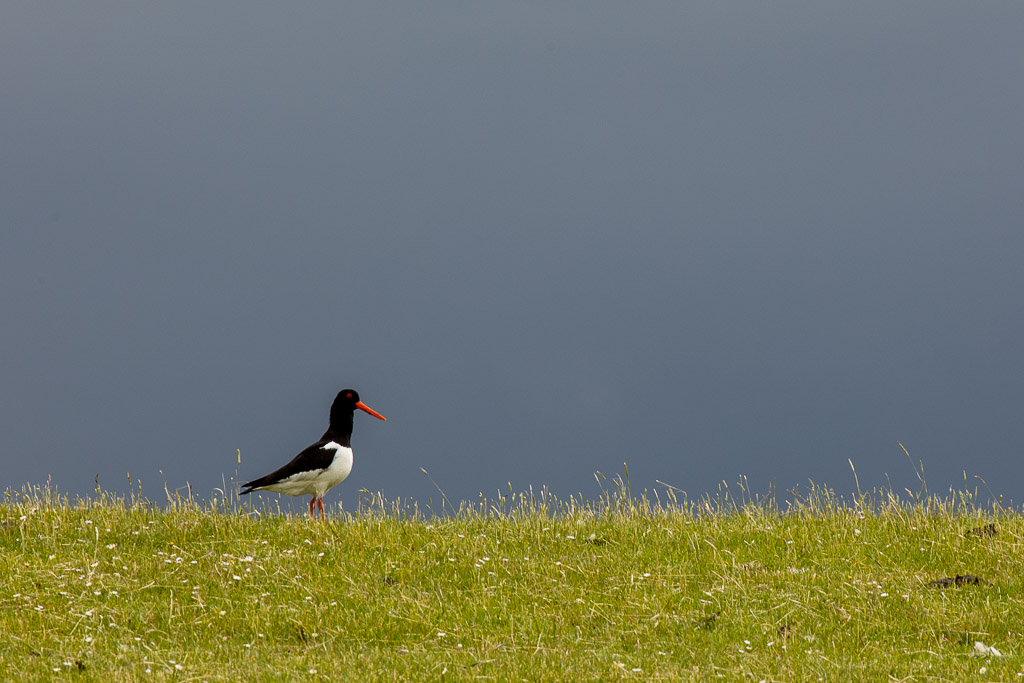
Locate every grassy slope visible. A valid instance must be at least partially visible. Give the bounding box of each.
[1,485,1022,681]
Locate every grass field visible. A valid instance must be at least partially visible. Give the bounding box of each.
[2,470,1022,681]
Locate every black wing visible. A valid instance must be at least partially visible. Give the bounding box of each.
[240,440,336,494]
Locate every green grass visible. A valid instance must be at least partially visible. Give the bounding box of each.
[2,475,1023,681]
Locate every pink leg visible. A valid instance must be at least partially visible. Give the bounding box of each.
[308,497,316,519]
[317,497,326,520]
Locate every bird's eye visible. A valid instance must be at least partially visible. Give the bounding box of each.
[346,393,353,398]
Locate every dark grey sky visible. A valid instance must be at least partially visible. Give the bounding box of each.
[3,3,1023,512]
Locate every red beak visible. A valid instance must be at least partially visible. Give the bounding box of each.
[355,401,387,421]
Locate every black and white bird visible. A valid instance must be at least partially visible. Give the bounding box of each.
[240,389,386,519]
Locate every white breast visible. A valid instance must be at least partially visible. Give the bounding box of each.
[317,442,354,493]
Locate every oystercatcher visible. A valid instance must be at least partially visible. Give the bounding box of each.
[240,389,386,519]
